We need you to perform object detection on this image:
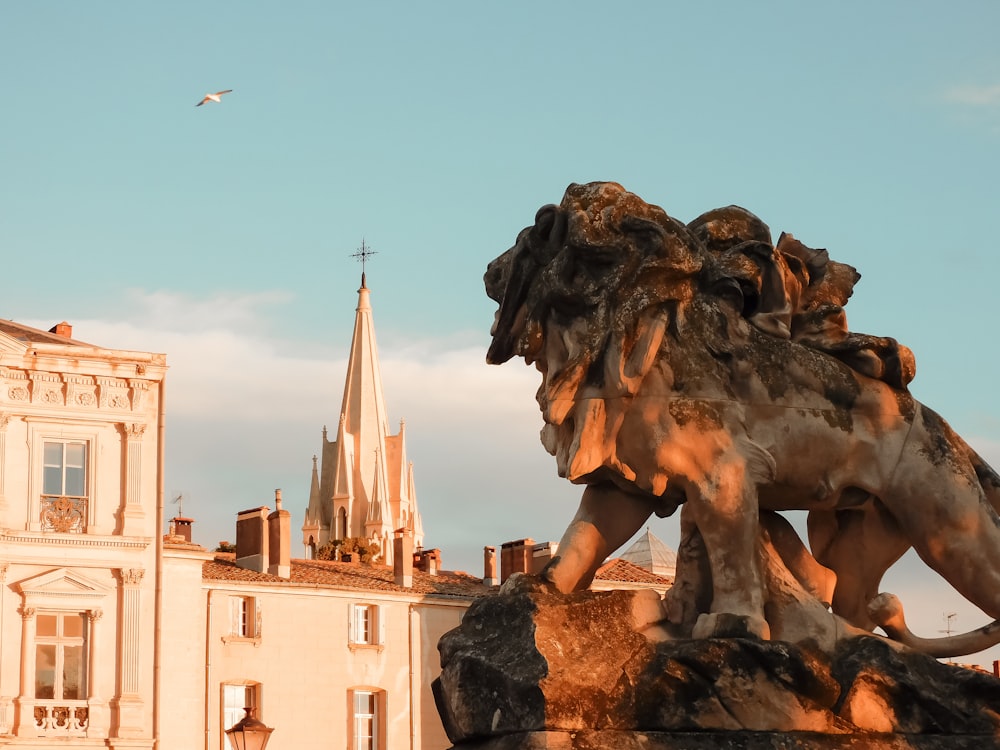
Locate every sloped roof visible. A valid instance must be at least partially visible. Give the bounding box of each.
[203,555,489,599]
[595,557,673,586]
[0,318,93,347]
[619,528,677,576]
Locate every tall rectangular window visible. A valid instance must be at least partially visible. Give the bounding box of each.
[350,690,384,750]
[222,682,259,733]
[35,612,88,701]
[40,441,88,533]
[43,442,87,497]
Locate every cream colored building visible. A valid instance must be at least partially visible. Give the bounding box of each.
[0,319,167,748]
[159,505,482,750]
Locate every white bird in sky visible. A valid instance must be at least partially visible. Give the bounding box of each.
[195,89,233,107]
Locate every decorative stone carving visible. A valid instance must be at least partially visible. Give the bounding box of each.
[39,496,86,533]
[97,377,130,410]
[127,379,148,410]
[118,568,144,586]
[3,368,30,402]
[484,182,1000,657]
[29,371,64,405]
[64,374,97,409]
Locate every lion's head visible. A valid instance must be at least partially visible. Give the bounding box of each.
[485,182,735,492]
[486,181,712,410]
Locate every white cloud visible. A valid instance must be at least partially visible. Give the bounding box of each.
[944,83,1000,106]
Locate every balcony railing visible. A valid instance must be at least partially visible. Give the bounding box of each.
[34,701,88,735]
[39,495,88,533]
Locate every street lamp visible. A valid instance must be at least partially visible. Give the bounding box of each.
[225,707,274,750]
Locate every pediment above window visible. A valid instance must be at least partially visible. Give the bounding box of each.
[14,567,113,604]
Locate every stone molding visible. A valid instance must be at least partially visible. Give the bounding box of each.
[0,530,150,549]
[1,367,154,412]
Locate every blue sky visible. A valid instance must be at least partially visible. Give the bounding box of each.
[4,2,1000,660]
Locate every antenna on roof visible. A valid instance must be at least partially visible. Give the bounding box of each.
[171,492,186,517]
[352,238,377,287]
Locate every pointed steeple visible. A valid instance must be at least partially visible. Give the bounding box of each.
[301,455,322,552]
[340,276,391,515]
[304,268,430,562]
[407,461,424,545]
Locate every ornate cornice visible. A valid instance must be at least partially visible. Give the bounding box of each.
[0,530,150,549]
[1,367,155,413]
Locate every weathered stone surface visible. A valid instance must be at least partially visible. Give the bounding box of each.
[445,729,999,750]
[483,181,1000,659]
[434,579,1000,747]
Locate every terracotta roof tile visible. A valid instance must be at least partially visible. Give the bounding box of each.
[203,555,490,599]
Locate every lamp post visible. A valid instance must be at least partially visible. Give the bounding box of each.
[225,707,274,750]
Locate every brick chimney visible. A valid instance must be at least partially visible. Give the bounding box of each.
[170,516,194,543]
[414,548,441,576]
[267,489,291,579]
[483,546,498,587]
[48,321,72,339]
[393,529,414,588]
[500,538,535,583]
[235,506,269,573]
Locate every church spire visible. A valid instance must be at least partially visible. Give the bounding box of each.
[303,251,429,562]
[339,272,391,513]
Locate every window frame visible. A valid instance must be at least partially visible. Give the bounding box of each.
[26,423,100,534]
[221,681,261,738]
[347,687,386,750]
[34,611,88,701]
[223,595,261,645]
[348,603,383,650]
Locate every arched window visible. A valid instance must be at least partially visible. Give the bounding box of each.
[337,507,348,540]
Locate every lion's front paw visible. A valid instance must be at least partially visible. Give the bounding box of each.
[692,612,771,640]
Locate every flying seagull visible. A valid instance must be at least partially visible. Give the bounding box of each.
[196,89,233,107]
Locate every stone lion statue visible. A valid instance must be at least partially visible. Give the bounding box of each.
[485,181,1000,656]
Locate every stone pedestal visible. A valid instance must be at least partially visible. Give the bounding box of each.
[444,729,997,749]
[434,576,1000,750]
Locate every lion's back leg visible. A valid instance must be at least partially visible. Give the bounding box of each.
[807,502,910,631]
[884,415,1000,622]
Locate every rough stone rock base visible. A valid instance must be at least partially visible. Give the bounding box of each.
[435,578,1000,748]
[447,730,999,750]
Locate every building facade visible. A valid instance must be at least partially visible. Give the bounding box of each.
[159,505,482,750]
[0,319,166,748]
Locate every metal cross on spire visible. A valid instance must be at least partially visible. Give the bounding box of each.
[352,239,377,287]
